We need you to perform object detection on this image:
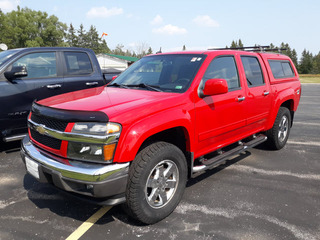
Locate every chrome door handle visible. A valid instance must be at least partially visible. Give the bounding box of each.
[47,84,62,89]
[237,96,245,102]
[86,82,99,86]
[263,91,270,96]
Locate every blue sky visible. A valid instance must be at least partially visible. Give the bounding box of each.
[1,0,319,58]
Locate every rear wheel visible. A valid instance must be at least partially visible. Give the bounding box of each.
[266,107,291,150]
[125,141,187,224]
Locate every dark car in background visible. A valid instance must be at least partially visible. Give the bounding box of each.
[0,47,111,142]
[102,68,122,82]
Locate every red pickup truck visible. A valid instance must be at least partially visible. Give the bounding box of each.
[21,47,301,224]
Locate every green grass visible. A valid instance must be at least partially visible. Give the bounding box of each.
[299,74,320,83]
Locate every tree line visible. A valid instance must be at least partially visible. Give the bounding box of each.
[0,8,319,74]
[0,7,150,56]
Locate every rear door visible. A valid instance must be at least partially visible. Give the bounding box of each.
[239,54,272,131]
[61,51,105,92]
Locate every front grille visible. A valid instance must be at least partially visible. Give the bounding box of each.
[31,114,68,131]
[30,113,68,150]
[30,129,62,150]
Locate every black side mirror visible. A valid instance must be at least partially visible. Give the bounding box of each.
[4,66,28,81]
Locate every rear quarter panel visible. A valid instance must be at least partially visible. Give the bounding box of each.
[260,53,301,130]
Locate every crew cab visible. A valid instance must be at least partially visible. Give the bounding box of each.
[0,47,115,142]
[20,47,301,224]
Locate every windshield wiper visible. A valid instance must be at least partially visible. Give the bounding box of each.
[107,83,130,89]
[127,83,163,92]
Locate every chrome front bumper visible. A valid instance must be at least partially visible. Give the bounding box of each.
[21,136,129,204]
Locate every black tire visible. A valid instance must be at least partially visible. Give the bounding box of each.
[266,107,291,150]
[124,141,187,224]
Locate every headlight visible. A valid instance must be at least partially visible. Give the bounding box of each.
[72,122,121,135]
[67,122,121,163]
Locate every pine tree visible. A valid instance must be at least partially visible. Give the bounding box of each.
[311,52,320,74]
[299,49,313,74]
[230,40,237,48]
[230,39,244,48]
[269,43,277,50]
[99,39,110,54]
[238,39,244,48]
[147,47,153,55]
[66,23,78,47]
[77,24,87,48]
[279,43,298,68]
[86,25,100,52]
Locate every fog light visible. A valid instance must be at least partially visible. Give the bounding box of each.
[86,184,94,190]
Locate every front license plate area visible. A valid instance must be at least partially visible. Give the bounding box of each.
[25,157,40,179]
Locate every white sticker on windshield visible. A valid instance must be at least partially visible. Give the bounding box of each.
[191,57,197,62]
[197,58,202,61]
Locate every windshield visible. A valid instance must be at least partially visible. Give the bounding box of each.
[0,49,20,65]
[109,54,206,93]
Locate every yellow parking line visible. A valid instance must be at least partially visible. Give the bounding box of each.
[66,206,112,240]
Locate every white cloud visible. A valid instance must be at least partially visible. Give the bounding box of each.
[193,15,219,28]
[0,0,19,12]
[152,24,187,35]
[86,6,123,18]
[150,14,163,25]
[126,13,133,18]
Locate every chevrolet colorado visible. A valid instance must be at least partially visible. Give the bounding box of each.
[21,46,301,224]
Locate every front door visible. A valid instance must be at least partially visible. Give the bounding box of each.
[195,55,247,157]
[0,51,63,135]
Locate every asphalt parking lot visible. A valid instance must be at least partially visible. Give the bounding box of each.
[0,83,319,240]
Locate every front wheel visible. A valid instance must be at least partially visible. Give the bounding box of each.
[266,107,291,150]
[124,142,187,224]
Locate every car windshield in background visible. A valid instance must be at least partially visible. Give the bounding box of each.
[109,54,206,93]
[0,49,20,66]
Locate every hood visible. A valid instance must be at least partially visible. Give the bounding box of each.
[37,86,185,124]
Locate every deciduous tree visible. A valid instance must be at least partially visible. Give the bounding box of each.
[0,7,67,48]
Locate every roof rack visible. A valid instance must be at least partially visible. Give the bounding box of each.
[208,45,287,53]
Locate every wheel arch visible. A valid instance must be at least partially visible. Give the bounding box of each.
[137,127,193,179]
[266,96,295,131]
[280,100,295,127]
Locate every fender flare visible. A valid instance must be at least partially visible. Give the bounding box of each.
[266,88,294,130]
[113,108,194,163]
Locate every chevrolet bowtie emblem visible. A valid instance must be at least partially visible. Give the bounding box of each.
[35,124,46,135]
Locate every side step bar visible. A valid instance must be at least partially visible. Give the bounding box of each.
[3,134,27,142]
[192,134,267,174]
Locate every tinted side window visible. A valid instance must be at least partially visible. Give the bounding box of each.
[241,56,264,87]
[203,56,240,89]
[11,52,57,79]
[64,52,93,75]
[268,60,295,79]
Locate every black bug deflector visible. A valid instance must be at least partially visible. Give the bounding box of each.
[31,102,109,123]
